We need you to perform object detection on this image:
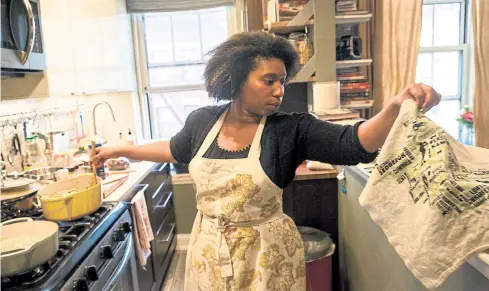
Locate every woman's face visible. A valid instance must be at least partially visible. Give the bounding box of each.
[238,58,287,116]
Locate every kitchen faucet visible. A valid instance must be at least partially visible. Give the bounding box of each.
[92,102,116,136]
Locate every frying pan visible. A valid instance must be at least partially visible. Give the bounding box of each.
[0,217,59,277]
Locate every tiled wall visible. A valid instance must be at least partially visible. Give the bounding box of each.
[0,91,141,166]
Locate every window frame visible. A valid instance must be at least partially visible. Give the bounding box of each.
[131,6,242,140]
[419,0,470,105]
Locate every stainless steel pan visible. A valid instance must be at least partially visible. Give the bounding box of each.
[0,217,59,277]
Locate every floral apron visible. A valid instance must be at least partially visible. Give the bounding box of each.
[184,109,306,291]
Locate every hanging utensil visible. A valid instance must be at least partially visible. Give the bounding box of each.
[11,125,24,170]
[2,125,13,165]
[79,111,85,137]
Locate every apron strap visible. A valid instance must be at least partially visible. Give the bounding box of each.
[248,115,267,159]
[195,107,229,158]
[194,106,267,160]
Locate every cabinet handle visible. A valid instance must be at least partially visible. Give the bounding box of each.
[158,223,175,243]
[154,192,173,209]
[151,180,167,200]
[154,163,168,173]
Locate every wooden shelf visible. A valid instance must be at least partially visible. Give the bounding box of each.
[341,102,374,110]
[265,20,314,34]
[289,76,316,83]
[336,59,373,69]
[335,13,372,25]
[265,13,372,34]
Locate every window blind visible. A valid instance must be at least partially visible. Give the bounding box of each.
[126,0,235,13]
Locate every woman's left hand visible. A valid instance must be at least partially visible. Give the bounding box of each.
[392,83,441,113]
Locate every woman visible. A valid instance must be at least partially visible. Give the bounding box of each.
[92,32,440,290]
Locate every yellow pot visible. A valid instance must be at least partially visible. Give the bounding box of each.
[38,174,102,221]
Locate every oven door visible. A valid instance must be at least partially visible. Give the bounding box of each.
[100,233,139,291]
[1,0,45,71]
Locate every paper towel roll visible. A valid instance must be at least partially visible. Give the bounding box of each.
[313,82,340,112]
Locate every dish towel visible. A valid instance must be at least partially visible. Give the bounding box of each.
[131,190,155,268]
[359,100,489,290]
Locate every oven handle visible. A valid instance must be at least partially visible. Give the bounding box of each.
[101,233,134,291]
[16,0,35,65]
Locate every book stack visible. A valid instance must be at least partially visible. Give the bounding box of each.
[337,70,373,108]
[278,0,309,22]
[336,0,357,13]
[310,108,360,122]
[336,9,370,15]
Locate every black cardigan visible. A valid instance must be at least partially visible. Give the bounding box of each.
[170,104,377,189]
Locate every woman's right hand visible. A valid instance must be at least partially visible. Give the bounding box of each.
[90,146,120,167]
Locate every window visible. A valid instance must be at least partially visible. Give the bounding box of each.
[135,7,231,140]
[415,0,469,139]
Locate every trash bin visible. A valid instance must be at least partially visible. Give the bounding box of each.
[298,226,336,291]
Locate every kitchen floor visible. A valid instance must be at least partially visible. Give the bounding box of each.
[161,251,186,291]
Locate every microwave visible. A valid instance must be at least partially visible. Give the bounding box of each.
[1,0,46,74]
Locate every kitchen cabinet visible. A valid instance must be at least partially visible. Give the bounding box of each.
[12,0,137,98]
[136,163,176,291]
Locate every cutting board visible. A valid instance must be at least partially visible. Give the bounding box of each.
[102,174,129,198]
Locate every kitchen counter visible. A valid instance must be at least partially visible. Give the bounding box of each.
[103,161,155,202]
[344,165,489,282]
[171,162,338,185]
[294,163,338,180]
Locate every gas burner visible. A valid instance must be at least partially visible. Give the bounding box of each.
[1,262,50,289]
[0,205,42,222]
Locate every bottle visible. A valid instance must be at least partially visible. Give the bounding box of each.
[88,142,106,180]
[127,128,135,145]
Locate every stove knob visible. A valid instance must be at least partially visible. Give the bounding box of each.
[113,228,125,242]
[121,221,131,234]
[72,279,89,291]
[100,245,114,259]
[84,265,99,282]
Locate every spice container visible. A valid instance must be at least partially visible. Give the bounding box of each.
[88,142,106,180]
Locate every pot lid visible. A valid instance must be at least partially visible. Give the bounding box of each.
[0,218,58,256]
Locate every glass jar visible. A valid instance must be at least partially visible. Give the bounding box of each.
[289,32,313,65]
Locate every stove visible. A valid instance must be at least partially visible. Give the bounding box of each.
[0,204,43,222]
[1,202,130,291]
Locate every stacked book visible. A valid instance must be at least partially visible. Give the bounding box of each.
[278,0,309,22]
[336,0,357,13]
[310,108,360,122]
[337,70,373,108]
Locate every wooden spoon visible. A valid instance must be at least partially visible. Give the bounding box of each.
[90,141,98,186]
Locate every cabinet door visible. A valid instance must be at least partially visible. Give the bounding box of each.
[40,0,78,97]
[100,13,136,93]
[71,0,105,94]
[71,0,135,94]
[12,0,134,98]
[152,208,176,283]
